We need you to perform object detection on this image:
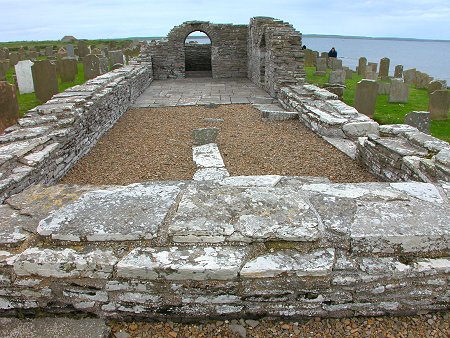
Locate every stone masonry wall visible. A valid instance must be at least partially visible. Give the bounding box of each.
[0,178,448,318]
[145,21,248,79]
[0,63,153,203]
[185,44,212,71]
[248,17,305,97]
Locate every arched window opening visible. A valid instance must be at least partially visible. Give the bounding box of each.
[184,31,212,77]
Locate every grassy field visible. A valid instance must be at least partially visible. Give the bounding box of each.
[0,39,135,52]
[305,66,450,142]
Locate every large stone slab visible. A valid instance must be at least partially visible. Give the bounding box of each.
[192,143,225,168]
[37,183,183,241]
[117,246,248,280]
[15,60,34,94]
[389,79,408,103]
[0,205,31,245]
[169,184,320,243]
[240,249,335,278]
[429,89,449,120]
[31,60,58,102]
[0,81,19,133]
[354,79,378,118]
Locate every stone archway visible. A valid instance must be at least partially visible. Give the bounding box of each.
[184,31,212,78]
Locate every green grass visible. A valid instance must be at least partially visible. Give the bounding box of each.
[305,66,450,143]
[0,39,135,52]
[5,61,85,116]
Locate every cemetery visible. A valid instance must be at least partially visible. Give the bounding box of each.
[0,16,448,329]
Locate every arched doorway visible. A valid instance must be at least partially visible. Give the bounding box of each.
[184,31,212,78]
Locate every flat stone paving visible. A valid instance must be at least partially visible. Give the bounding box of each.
[132,77,277,108]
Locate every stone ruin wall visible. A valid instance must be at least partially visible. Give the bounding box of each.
[185,44,211,71]
[146,21,248,79]
[248,17,305,97]
[0,61,153,203]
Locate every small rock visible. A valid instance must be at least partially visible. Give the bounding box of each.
[128,322,138,331]
[229,324,247,338]
[168,331,178,338]
[281,323,291,330]
[114,331,130,338]
[245,319,260,328]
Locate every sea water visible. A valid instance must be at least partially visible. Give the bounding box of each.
[302,36,450,84]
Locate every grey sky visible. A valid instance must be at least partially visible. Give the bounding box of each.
[1,0,449,41]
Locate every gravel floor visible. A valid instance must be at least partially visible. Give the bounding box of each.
[109,312,449,337]
[61,104,377,185]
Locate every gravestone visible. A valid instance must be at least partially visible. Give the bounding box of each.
[394,65,403,78]
[2,47,9,59]
[329,69,346,85]
[15,60,35,94]
[28,51,39,60]
[379,57,390,80]
[58,58,77,82]
[343,67,353,79]
[403,68,416,85]
[429,90,449,120]
[45,46,54,56]
[18,47,26,60]
[322,84,345,99]
[0,60,9,80]
[365,70,377,80]
[0,48,6,59]
[389,79,408,103]
[83,54,101,80]
[0,81,19,133]
[108,50,125,68]
[358,57,367,76]
[31,60,58,102]
[415,71,433,89]
[354,79,379,118]
[330,58,342,70]
[368,62,377,72]
[377,82,391,95]
[66,44,75,57]
[404,111,430,134]
[57,47,68,59]
[102,47,109,57]
[320,52,328,59]
[428,80,447,94]
[304,49,317,67]
[314,58,327,76]
[9,52,19,66]
[193,128,219,145]
[99,57,109,74]
[77,40,90,58]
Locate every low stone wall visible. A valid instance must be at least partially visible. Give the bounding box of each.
[185,44,211,71]
[0,178,448,318]
[278,84,450,182]
[0,63,153,203]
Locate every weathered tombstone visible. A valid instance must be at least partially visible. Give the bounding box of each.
[322,84,345,100]
[377,82,391,95]
[28,51,39,60]
[314,57,327,76]
[102,47,109,57]
[0,60,9,80]
[77,40,90,58]
[330,58,342,70]
[45,46,54,56]
[343,67,353,80]
[389,79,409,103]
[403,68,416,85]
[15,60,35,94]
[108,50,125,68]
[379,57,390,80]
[57,47,68,59]
[31,60,59,102]
[66,44,75,57]
[0,48,6,60]
[394,65,403,78]
[99,57,109,74]
[354,79,379,118]
[415,71,433,89]
[429,90,449,120]
[329,69,346,85]
[0,81,19,133]
[193,127,219,145]
[428,80,447,94]
[18,47,27,60]
[2,47,9,59]
[365,70,377,80]
[320,52,328,59]
[304,49,316,67]
[404,111,430,134]
[58,58,77,82]
[358,57,367,76]
[83,54,101,80]
[368,62,377,72]
[9,52,19,66]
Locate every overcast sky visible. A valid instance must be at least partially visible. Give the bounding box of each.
[1,0,450,42]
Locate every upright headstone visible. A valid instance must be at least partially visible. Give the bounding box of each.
[0,81,19,133]
[428,80,447,94]
[99,57,109,74]
[58,58,77,82]
[320,52,328,59]
[45,46,54,57]
[343,67,353,79]
[354,79,379,118]
[389,79,409,103]
[329,69,346,85]
[102,47,109,57]
[66,44,75,57]
[83,54,101,80]
[377,82,391,95]
[2,47,9,60]
[314,57,327,76]
[28,51,39,60]
[77,40,90,58]
[403,68,416,85]
[304,49,316,67]
[57,47,68,59]
[0,60,9,80]
[415,71,433,89]
[365,70,377,80]
[0,48,6,60]
[358,57,367,76]
[368,62,377,72]
[9,52,19,67]
[404,111,430,134]
[31,60,59,102]
[18,47,27,60]
[15,60,35,94]
[330,58,342,70]
[379,57,390,80]
[108,50,124,68]
[429,90,449,120]
[394,65,403,78]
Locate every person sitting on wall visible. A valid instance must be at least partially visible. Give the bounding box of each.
[328,47,337,58]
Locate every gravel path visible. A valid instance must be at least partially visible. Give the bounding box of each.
[109,312,449,337]
[61,104,377,185]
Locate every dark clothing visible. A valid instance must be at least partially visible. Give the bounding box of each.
[328,49,337,58]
